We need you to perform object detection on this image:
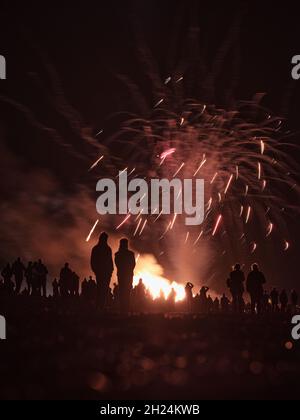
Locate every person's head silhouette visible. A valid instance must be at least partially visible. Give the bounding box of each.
[252,263,259,271]
[99,232,108,244]
[234,263,241,271]
[119,238,129,250]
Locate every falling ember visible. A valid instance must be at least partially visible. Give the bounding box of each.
[239,206,244,217]
[236,165,239,180]
[193,230,203,246]
[160,148,176,161]
[170,213,178,230]
[207,197,213,211]
[284,241,290,251]
[266,222,274,238]
[133,219,142,237]
[139,219,148,236]
[260,140,265,155]
[251,242,257,254]
[262,180,267,191]
[245,185,249,196]
[212,215,222,236]
[173,163,185,178]
[224,174,234,195]
[154,98,164,108]
[88,156,104,171]
[210,172,218,184]
[258,162,262,180]
[154,209,163,223]
[194,157,207,177]
[184,232,190,244]
[86,220,99,242]
[246,206,252,224]
[116,214,131,230]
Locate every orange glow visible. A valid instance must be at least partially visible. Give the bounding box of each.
[133,254,186,302]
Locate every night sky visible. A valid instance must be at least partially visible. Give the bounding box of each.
[0,1,299,292]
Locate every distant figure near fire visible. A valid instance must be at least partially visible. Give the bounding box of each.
[227,264,245,313]
[115,239,136,312]
[246,264,266,315]
[91,232,114,310]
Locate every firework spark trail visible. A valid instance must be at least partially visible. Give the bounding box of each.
[139,219,148,236]
[133,219,142,237]
[116,214,131,230]
[89,155,104,172]
[212,215,223,236]
[86,220,99,242]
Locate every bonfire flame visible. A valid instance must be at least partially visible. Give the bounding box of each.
[133,254,185,302]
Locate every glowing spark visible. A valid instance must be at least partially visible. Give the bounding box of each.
[239,206,244,217]
[251,242,257,254]
[133,219,142,237]
[176,76,184,83]
[246,206,252,224]
[207,197,213,211]
[154,99,164,108]
[88,155,104,171]
[173,163,185,178]
[170,213,178,230]
[258,162,262,180]
[184,232,190,244]
[154,210,163,222]
[261,140,265,155]
[95,129,103,137]
[193,231,203,246]
[266,222,274,238]
[193,157,207,177]
[160,148,176,160]
[245,185,249,196]
[224,174,234,195]
[212,215,222,237]
[236,165,239,180]
[262,180,267,191]
[218,193,222,203]
[284,241,290,251]
[86,220,99,242]
[180,117,185,126]
[116,214,131,230]
[164,76,171,85]
[210,172,218,184]
[139,219,148,236]
[117,168,128,178]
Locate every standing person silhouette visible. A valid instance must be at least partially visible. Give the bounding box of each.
[115,239,136,313]
[246,264,266,315]
[12,257,25,295]
[185,282,194,312]
[227,264,245,313]
[91,232,114,310]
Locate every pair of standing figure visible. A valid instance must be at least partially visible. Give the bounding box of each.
[91,233,136,311]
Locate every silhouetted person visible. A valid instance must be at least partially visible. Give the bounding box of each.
[198,286,209,312]
[60,263,73,297]
[135,278,147,311]
[115,239,136,312]
[1,263,14,295]
[25,262,33,295]
[81,278,88,298]
[185,282,194,312]
[37,259,48,297]
[213,297,220,313]
[246,264,266,314]
[280,289,288,312]
[221,293,230,313]
[207,295,214,313]
[52,278,60,298]
[71,271,80,297]
[91,232,114,310]
[270,288,279,312]
[227,264,245,313]
[262,290,270,313]
[291,290,298,312]
[87,276,97,302]
[12,257,25,295]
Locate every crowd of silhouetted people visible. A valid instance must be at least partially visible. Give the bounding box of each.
[0,233,299,315]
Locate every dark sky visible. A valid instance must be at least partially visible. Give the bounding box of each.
[0,1,299,290]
